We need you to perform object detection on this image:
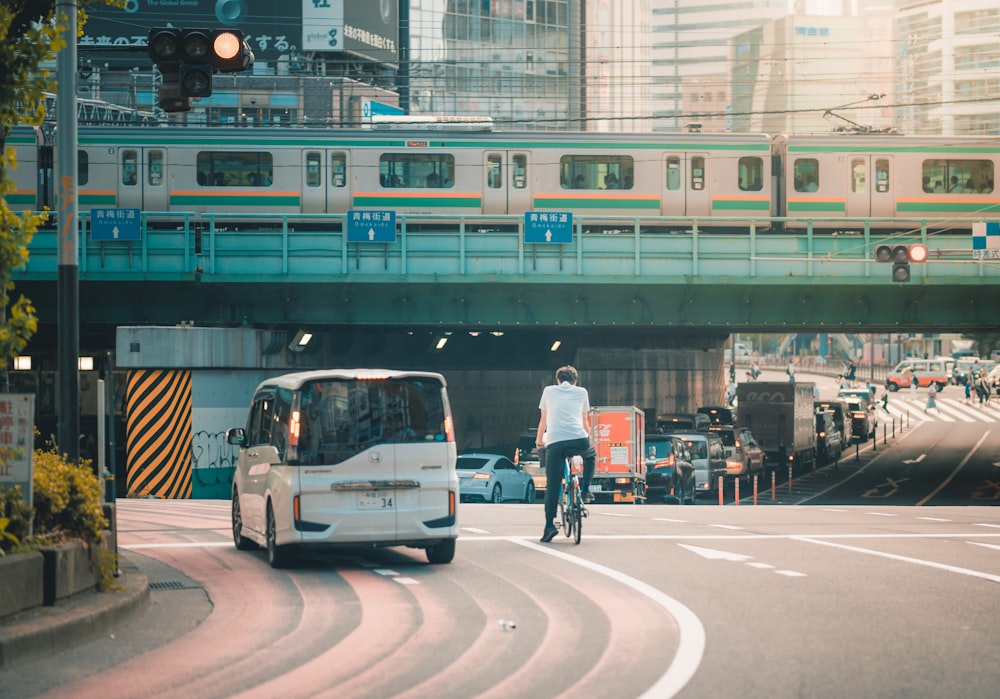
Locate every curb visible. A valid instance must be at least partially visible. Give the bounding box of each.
[0,561,149,669]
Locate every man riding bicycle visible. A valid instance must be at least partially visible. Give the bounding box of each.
[536,365,596,543]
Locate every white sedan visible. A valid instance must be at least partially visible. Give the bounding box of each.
[457,453,536,504]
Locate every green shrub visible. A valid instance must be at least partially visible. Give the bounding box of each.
[31,446,107,544]
[0,485,32,555]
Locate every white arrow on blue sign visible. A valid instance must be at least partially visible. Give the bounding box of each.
[90,208,141,241]
[347,210,397,243]
[524,211,572,244]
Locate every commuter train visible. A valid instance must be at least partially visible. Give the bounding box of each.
[7,124,1000,233]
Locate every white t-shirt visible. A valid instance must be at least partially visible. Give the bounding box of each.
[539,382,591,445]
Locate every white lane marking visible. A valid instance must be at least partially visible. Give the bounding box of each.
[791,536,1000,585]
[600,512,633,518]
[710,524,745,530]
[969,542,1000,552]
[931,401,976,422]
[462,527,491,534]
[678,544,751,561]
[866,512,898,517]
[122,542,232,549]
[821,508,849,512]
[394,578,420,585]
[916,430,991,506]
[512,537,705,699]
[776,570,807,577]
[917,517,951,522]
[747,562,775,569]
[653,518,688,523]
[374,569,399,577]
[974,523,1000,529]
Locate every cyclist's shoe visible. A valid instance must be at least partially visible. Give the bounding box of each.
[540,525,558,543]
[583,492,595,504]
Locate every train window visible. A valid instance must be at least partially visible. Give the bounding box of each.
[851,159,866,193]
[331,153,346,188]
[196,151,274,187]
[875,159,890,193]
[380,153,455,188]
[306,153,321,187]
[512,154,527,189]
[690,157,705,191]
[794,158,819,192]
[922,159,993,193]
[666,157,680,191]
[148,151,163,187]
[559,155,632,189]
[487,155,502,189]
[78,151,89,186]
[738,157,763,191]
[122,150,138,186]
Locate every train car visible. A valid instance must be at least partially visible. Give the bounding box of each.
[4,125,43,211]
[21,127,775,230]
[774,133,1000,233]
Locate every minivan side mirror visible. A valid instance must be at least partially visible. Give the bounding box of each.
[226,427,246,446]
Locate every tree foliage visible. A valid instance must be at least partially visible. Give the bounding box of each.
[0,1,123,380]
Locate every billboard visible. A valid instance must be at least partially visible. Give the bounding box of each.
[82,0,398,67]
[343,0,398,66]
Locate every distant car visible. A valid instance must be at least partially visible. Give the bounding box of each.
[814,399,853,446]
[644,433,695,504]
[815,409,843,465]
[709,425,765,482]
[656,412,710,433]
[457,453,535,503]
[838,388,879,433]
[697,405,736,427]
[844,399,875,442]
[885,358,949,391]
[513,430,546,496]
[952,359,994,386]
[671,431,727,498]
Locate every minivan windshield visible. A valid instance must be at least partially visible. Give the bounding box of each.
[296,377,449,465]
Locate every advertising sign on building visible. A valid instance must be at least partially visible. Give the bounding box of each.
[0,394,35,511]
[302,0,345,52]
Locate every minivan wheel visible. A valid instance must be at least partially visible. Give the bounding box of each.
[232,490,258,551]
[426,538,456,564]
[887,382,899,392]
[266,503,295,569]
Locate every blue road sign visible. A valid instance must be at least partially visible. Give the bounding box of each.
[362,99,405,120]
[90,208,141,241]
[347,210,397,242]
[524,211,573,244]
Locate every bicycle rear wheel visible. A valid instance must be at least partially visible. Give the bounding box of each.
[558,483,570,536]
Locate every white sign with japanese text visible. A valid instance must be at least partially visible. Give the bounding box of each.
[0,394,35,507]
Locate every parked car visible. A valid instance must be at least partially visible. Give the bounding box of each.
[513,430,546,496]
[697,405,736,426]
[656,412,710,433]
[644,433,695,504]
[672,431,727,498]
[709,425,765,482]
[458,453,535,503]
[815,409,843,465]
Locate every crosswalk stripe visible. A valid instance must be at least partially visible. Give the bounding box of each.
[881,397,1000,424]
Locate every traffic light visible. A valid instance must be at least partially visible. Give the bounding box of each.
[874,243,928,282]
[148,28,255,112]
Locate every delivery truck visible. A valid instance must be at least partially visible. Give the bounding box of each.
[736,382,817,473]
[588,405,646,503]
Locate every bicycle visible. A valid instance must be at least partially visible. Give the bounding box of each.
[557,454,586,544]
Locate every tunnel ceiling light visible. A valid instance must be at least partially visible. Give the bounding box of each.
[289,330,313,352]
[550,340,562,352]
[435,337,449,350]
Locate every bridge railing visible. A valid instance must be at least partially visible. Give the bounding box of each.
[15,213,999,283]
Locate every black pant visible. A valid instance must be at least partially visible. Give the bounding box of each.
[542,437,596,525]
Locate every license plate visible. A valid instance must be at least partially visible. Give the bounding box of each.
[358,491,394,509]
[590,484,603,492]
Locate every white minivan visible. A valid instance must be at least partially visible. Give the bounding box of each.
[226,369,459,567]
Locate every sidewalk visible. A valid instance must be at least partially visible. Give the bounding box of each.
[0,554,149,669]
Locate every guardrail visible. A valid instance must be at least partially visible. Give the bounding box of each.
[15,213,1000,283]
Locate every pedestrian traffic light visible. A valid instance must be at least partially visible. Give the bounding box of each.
[148,28,255,112]
[873,243,928,283]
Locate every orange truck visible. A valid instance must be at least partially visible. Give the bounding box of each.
[588,405,647,503]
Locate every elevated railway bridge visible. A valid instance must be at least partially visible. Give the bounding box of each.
[11,212,1000,498]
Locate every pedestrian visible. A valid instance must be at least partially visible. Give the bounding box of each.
[751,361,760,380]
[729,362,736,384]
[786,359,795,383]
[964,378,972,404]
[910,372,918,400]
[924,382,937,412]
[880,390,889,411]
[535,365,597,543]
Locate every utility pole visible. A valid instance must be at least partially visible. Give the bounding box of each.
[57,0,80,462]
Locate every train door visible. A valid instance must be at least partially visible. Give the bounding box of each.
[507,152,531,215]
[302,151,324,214]
[327,150,350,215]
[661,153,711,217]
[846,156,894,219]
[483,152,505,214]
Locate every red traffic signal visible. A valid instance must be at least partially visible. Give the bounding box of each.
[873,243,928,283]
[148,28,254,111]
